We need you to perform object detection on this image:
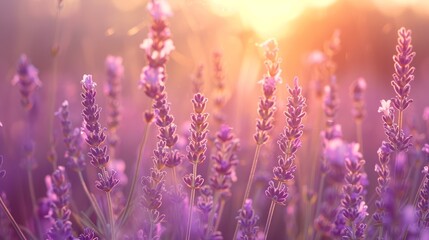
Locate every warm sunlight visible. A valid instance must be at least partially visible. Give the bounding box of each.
[209,0,337,38]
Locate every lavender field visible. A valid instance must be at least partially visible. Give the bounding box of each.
[2,0,429,239]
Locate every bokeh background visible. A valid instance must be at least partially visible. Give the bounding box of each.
[1,0,429,238]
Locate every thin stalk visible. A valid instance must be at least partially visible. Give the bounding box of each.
[77,171,106,227]
[206,191,220,239]
[309,107,323,191]
[214,198,226,231]
[314,174,326,222]
[264,200,277,240]
[398,110,404,131]
[356,119,363,152]
[172,167,179,193]
[106,191,115,240]
[47,2,63,171]
[233,144,261,239]
[0,196,27,240]
[185,163,198,240]
[148,211,154,240]
[118,122,151,225]
[27,169,41,238]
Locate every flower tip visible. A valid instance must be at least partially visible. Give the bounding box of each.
[258,38,278,51]
[81,74,96,89]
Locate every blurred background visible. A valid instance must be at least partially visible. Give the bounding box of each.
[1,0,429,237]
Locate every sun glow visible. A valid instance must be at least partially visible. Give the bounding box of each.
[209,0,337,38]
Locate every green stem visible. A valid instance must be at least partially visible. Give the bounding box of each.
[214,198,225,232]
[398,109,404,131]
[264,200,277,240]
[148,211,154,240]
[356,119,363,152]
[106,191,115,240]
[118,122,150,226]
[0,196,27,240]
[172,167,179,193]
[314,174,326,225]
[206,191,220,239]
[185,163,198,240]
[77,171,106,227]
[233,144,261,239]
[27,169,41,238]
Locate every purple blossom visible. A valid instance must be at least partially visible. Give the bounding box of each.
[334,158,368,239]
[237,199,259,240]
[46,166,74,240]
[391,27,415,112]
[95,169,120,193]
[254,39,281,145]
[56,100,86,171]
[265,181,288,205]
[78,228,99,240]
[12,54,41,110]
[351,77,367,120]
[268,77,306,188]
[105,55,124,150]
[81,74,119,191]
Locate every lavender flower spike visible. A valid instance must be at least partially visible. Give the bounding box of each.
[105,55,124,152]
[46,166,74,240]
[56,100,86,171]
[265,77,306,239]
[12,54,41,110]
[391,27,415,114]
[237,199,260,240]
[81,74,119,192]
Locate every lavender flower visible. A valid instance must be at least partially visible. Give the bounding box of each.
[184,93,209,188]
[56,100,86,171]
[212,52,227,124]
[334,158,368,239]
[254,39,281,145]
[12,54,41,110]
[264,77,306,238]
[391,27,415,114]
[350,77,367,121]
[139,0,174,98]
[46,166,74,240]
[79,228,99,240]
[191,64,204,94]
[323,77,340,140]
[237,199,259,240]
[418,165,429,227]
[105,55,124,152]
[184,93,209,239]
[81,74,119,192]
[209,125,239,194]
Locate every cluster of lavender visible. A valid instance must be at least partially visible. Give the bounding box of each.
[264,77,306,238]
[105,55,124,154]
[373,28,415,239]
[46,166,73,240]
[3,0,429,239]
[183,93,209,239]
[56,100,86,171]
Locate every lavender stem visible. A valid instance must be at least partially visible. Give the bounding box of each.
[118,120,151,226]
[233,144,262,239]
[264,194,278,240]
[0,196,26,240]
[185,163,198,240]
[77,171,107,227]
